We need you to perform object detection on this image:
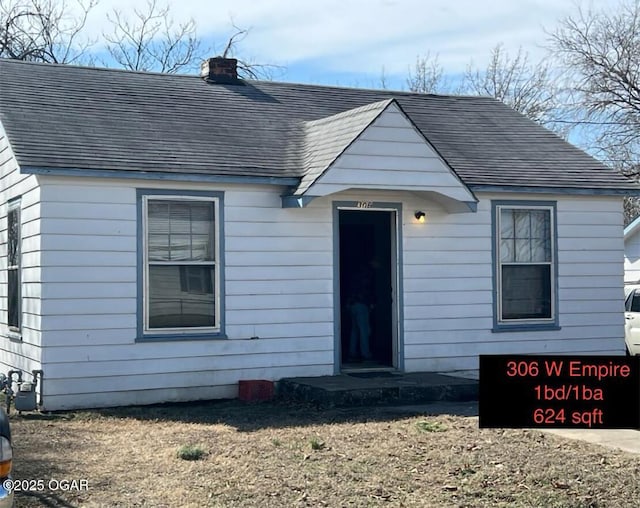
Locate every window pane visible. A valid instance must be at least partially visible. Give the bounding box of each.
[530,210,551,262]
[501,264,551,320]
[500,209,514,239]
[632,293,640,313]
[8,268,19,328]
[515,239,530,262]
[148,234,169,261]
[191,203,214,233]
[626,291,634,312]
[148,202,169,233]
[530,239,550,262]
[148,265,215,328]
[190,203,214,260]
[169,234,191,261]
[500,239,514,262]
[183,265,214,294]
[500,208,551,263]
[7,208,19,267]
[514,211,530,238]
[169,202,192,235]
[191,235,212,261]
[147,200,214,262]
[530,211,549,236]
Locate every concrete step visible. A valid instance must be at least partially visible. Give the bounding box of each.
[277,371,478,408]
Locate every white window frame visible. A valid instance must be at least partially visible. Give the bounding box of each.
[142,194,221,335]
[7,198,21,333]
[495,203,556,327]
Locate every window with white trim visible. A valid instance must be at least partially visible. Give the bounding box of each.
[7,199,21,331]
[494,203,556,327]
[142,195,220,334]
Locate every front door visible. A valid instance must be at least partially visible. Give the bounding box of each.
[337,207,398,368]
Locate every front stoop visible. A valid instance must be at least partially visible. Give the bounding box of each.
[277,372,478,408]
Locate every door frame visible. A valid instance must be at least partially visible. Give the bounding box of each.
[332,201,404,374]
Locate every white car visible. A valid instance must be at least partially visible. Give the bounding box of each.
[624,284,640,355]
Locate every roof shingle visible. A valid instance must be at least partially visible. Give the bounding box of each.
[0,58,636,192]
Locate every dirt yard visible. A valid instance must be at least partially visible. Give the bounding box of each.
[8,400,640,507]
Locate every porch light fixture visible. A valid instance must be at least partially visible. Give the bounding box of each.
[414,211,426,223]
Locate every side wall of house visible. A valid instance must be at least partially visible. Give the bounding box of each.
[37,176,625,409]
[0,129,43,377]
[624,231,640,282]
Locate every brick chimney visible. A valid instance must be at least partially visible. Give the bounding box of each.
[200,57,240,84]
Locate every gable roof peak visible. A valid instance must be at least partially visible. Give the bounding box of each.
[304,98,395,129]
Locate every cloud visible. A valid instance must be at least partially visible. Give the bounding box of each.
[81,0,609,80]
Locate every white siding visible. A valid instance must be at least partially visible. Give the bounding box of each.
[35,175,626,410]
[307,104,475,205]
[0,127,43,376]
[401,191,625,373]
[624,229,640,282]
[38,177,335,410]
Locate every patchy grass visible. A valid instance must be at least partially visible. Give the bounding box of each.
[309,436,325,451]
[8,400,640,507]
[176,444,206,461]
[416,420,447,432]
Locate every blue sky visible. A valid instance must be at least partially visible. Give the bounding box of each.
[85,0,617,90]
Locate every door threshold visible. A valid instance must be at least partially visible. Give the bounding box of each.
[341,365,396,374]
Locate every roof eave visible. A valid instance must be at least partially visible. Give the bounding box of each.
[469,184,640,197]
[21,166,301,186]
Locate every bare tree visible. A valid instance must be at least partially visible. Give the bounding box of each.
[103,0,203,74]
[625,195,640,225]
[406,52,453,94]
[550,0,640,175]
[0,0,272,79]
[214,22,282,79]
[549,0,640,223]
[0,0,96,63]
[377,65,390,90]
[461,44,561,127]
[406,47,562,131]
[104,6,278,78]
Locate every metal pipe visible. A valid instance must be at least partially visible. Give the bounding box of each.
[5,370,22,414]
[32,370,43,407]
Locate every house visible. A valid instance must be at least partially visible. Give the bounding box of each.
[0,57,637,410]
[624,216,640,282]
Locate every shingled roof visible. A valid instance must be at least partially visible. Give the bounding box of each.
[295,99,395,195]
[0,58,637,194]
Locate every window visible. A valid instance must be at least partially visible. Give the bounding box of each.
[7,199,21,331]
[493,201,558,330]
[140,191,224,338]
[626,290,640,313]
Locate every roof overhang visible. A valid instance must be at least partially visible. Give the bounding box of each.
[470,184,640,196]
[625,215,640,241]
[410,191,478,213]
[281,195,319,208]
[281,189,477,213]
[21,166,300,186]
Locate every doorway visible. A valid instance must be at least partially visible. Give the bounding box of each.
[338,208,397,369]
